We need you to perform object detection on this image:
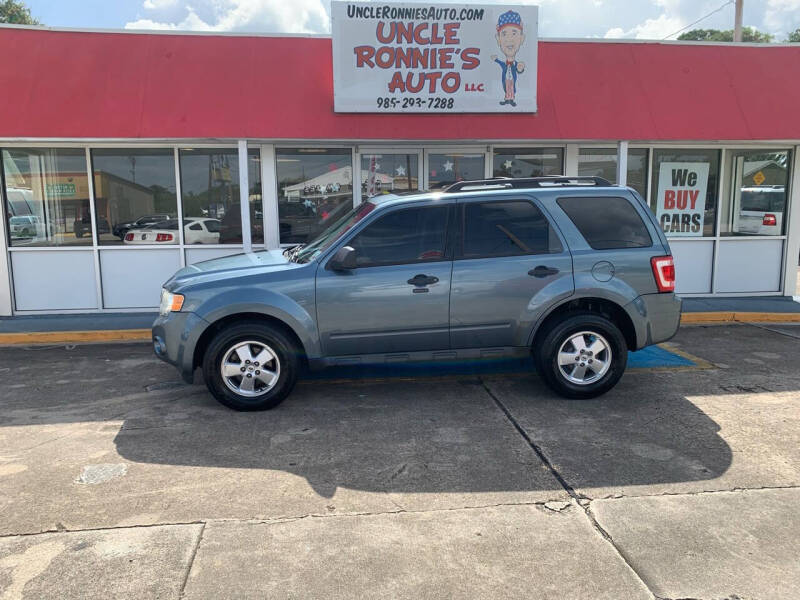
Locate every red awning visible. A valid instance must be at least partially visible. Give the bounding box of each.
[1,27,799,141]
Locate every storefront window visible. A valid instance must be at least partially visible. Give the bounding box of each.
[721,150,791,237]
[276,148,353,245]
[428,152,485,190]
[179,148,261,245]
[360,153,419,198]
[650,149,720,237]
[91,149,178,245]
[493,147,563,178]
[2,148,91,247]
[577,147,649,197]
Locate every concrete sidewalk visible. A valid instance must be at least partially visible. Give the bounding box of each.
[1,323,799,598]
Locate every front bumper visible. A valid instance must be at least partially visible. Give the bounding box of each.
[152,311,210,383]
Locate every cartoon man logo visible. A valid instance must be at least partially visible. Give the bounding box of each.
[491,10,526,107]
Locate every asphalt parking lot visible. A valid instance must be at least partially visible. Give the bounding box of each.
[1,322,799,599]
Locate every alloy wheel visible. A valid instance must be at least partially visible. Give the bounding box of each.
[220,340,281,397]
[556,330,612,385]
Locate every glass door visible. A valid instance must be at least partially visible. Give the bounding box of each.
[424,148,488,190]
[357,148,423,205]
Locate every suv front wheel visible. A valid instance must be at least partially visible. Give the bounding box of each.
[535,313,628,399]
[202,321,299,411]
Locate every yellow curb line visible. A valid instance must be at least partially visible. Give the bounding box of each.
[0,329,151,345]
[681,311,800,324]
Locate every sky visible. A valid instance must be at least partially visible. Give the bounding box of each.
[21,0,800,40]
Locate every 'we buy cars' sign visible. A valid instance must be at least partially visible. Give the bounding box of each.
[655,162,710,237]
[331,1,538,113]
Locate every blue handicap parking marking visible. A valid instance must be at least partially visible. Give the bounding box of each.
[628,345,696,368]
[307,345,696,381]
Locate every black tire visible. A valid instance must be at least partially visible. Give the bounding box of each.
[534,312,627,399]
[74,228,83,238]
[202,321,299,411]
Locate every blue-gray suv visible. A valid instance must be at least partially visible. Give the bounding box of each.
[153,176,681,411]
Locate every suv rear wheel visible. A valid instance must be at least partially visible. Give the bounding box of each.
[202,321,299,411]
[535,313,627,399]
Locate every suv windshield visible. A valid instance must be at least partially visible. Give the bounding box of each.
[292,202,376,263]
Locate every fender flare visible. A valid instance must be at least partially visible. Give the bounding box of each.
[525,291,644,350]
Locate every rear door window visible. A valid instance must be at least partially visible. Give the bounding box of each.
[558,196,652,249]
[461,200,562,258]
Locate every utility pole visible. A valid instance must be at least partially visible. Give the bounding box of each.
[734,0,743,42]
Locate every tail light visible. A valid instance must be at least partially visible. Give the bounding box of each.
[155,233,173,242]
[124,233,134,241]
[651,256,675,293]
[762,213,777,227]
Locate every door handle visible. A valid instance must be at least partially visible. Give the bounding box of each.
[407,274,439,287]
[528,266,559,278]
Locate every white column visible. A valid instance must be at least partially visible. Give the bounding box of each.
[260,144,280,250]
[85,148,103,309]
[782,145,800,297]
[0,201,12,315]
[238,140,252,252]
[616,141,629,186]
[352,146,362,208]
[174,147,186,267]
[564,144,579,176]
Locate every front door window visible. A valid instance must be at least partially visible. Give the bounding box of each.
[348,205,448,267]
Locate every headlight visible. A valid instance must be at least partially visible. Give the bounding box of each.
[159,289,185,316]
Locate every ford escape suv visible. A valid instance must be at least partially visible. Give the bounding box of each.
[153,176,681,411]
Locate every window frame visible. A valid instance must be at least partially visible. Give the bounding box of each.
[89,147,180,247]
[2,146,94,249]
[721,148,793,238]
[178,146,262,246]
[337,203,454,270]
[454,196,565,260]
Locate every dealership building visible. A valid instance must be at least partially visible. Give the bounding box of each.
[1,18,799,316]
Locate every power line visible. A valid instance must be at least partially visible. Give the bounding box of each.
[662,0,734,40]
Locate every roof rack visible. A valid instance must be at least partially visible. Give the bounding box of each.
[443,176,613,193]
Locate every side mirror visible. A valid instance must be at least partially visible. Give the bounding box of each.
[328,245,357,271]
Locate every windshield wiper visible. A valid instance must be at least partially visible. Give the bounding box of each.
[286,244,306,262]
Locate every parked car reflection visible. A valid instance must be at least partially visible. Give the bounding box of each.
[73,214,110,239]
[112,214,173,240]
[9,215,48,240]
[735,186,785,236]
[123,218,220,245]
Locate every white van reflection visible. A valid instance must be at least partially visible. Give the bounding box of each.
[735,186,784,236]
